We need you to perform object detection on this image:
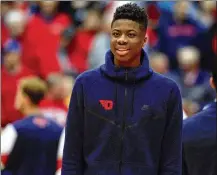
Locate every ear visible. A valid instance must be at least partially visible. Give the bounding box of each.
[209,77,216,89]
[24,95,32,106]
[142,36,148,48]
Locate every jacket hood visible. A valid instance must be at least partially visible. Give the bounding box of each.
[100,49,153,82]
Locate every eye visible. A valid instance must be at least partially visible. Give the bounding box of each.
[112,32,120,37]
[128,33,136,38]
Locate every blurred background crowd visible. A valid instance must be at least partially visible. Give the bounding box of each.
[1,0,217,129]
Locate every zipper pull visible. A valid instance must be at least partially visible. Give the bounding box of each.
[125,70,128,81]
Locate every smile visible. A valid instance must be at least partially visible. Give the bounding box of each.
[116,49,130,56]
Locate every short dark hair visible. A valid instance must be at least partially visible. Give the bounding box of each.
[112,3,148,31]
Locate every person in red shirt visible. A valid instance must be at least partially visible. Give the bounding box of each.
[22,1,72,78]
[1,40,34,128]
[39,73,68,127]
[67,9,101,74]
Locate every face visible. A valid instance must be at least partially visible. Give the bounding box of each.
[50,82,66,100]
[150,57,169,74]
[110,19,147,67]
[40,1,59,16]
[4,52,20,70]
[83,10,101,31]
[174,2,189,20]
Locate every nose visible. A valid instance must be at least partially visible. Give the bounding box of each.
[117,34,127,45]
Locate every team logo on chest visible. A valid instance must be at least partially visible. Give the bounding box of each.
[99,100,114,110]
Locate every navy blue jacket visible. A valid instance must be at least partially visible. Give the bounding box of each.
[183,100,217,175]
[2,115,62,175]
[62,49,183,175]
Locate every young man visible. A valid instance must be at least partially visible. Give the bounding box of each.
[182,65,217,175]
[62,3,183,175]
[1,76,63,175]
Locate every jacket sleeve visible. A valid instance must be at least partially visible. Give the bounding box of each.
[159,85,183,175]
[61,78,85,175]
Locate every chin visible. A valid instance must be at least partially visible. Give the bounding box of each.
[115,55,131,62]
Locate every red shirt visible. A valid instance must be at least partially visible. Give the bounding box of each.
[1,66,34,127]
[68,30,97,73]
[22,13,71,78]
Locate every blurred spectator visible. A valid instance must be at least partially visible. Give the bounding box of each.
[1,3,33,70]
[58,26,77,76]
[1,76,62,175]
[197,1,216,29]
[2,7,28,68]
[177,47,207,86]
[154,1,213,28]
[21,1,72,78]
[149,52,181,86]
[2,8,27,50]
[39,73,68,127]
[87,8,111,69]
[155,1,205,69]
[150,52,169,74]
[69,1,109,28]
[67,8,101,73]
[176,46,215,115]
[1,2,13,49]
[4,9,27,39]
[145,3,161,53]
[1,40,34,127]
[81,8,101,31]
[192,21,217,70]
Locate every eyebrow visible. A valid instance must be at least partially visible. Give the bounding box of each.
[112,29,137,32]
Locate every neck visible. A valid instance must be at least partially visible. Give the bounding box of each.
[23,106,40,116]
[114,56,141,68]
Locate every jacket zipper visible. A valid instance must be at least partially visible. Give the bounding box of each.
[119,70,128,174]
